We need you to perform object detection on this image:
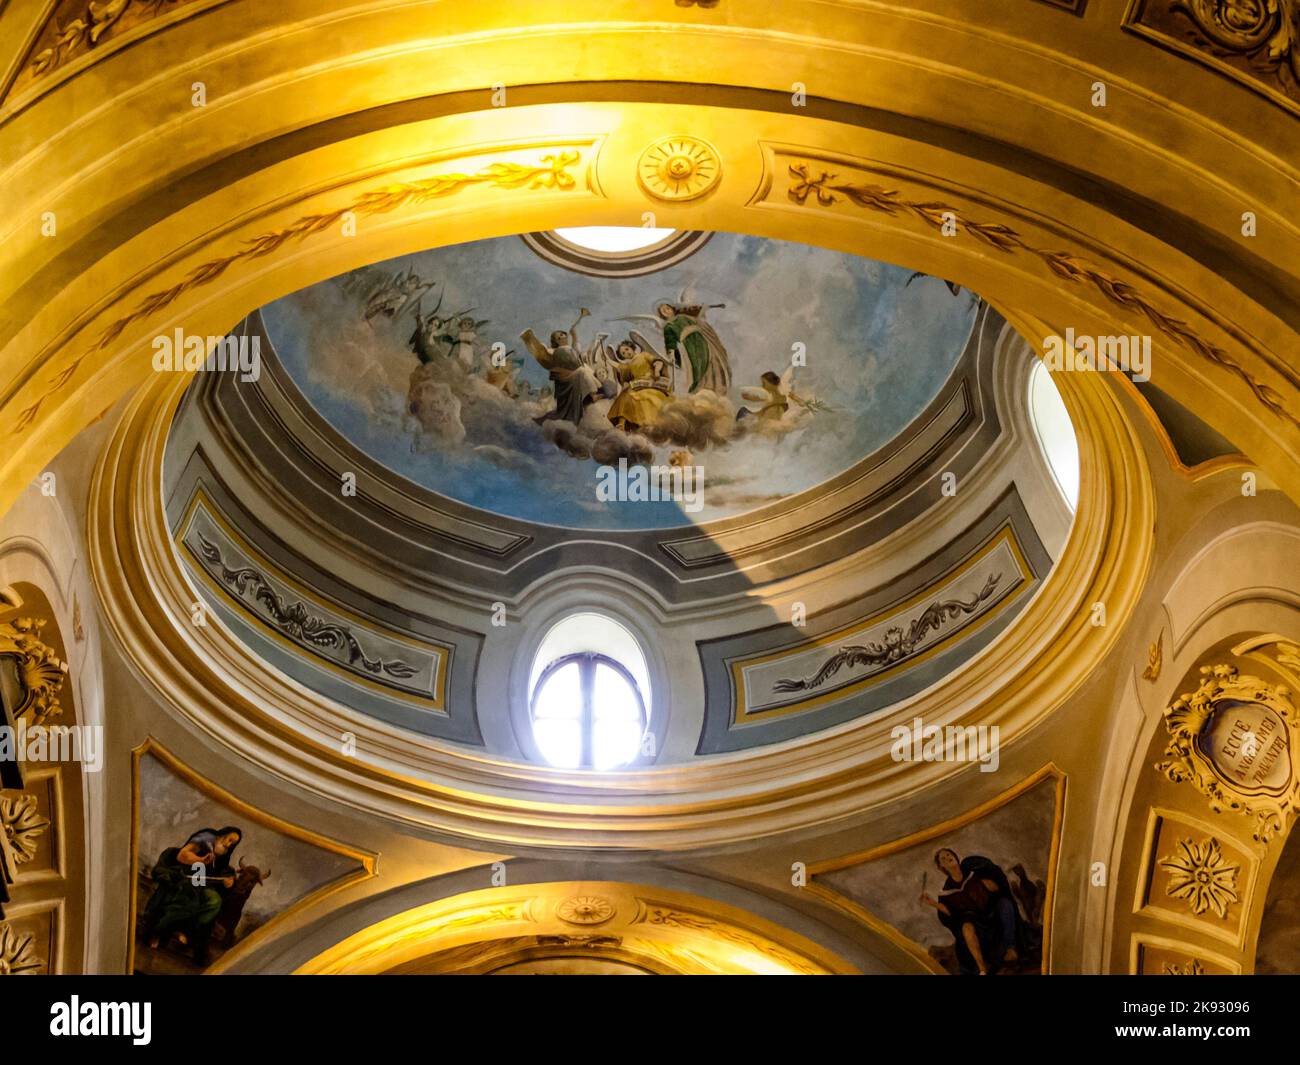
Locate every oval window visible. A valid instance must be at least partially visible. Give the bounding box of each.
[529,614,649,769]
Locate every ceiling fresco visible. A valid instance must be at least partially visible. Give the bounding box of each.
[261,233,979,530]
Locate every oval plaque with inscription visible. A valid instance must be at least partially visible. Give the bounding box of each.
[1196,698,1292,797]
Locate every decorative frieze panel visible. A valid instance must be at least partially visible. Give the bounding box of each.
[178,492,449,710]
[741,533,1023,718]
[697,496,1049,753]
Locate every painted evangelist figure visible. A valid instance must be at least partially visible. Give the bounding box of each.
[920,848,1043,976]
[137,826,266,967]
[811,774,1056,976]
[133,751,364,974]
[263,234,979,529]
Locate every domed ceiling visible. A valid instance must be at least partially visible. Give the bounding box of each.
[260,233,978,529]
[159,226,1072,760]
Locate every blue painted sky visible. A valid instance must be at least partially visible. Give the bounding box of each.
[262,232,976,529]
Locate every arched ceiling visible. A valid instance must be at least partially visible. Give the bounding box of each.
[1,0,1297,522]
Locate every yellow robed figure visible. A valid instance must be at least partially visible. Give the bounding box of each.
[607,340,672,431]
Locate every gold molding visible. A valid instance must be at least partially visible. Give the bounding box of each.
[297,880,852,976]
[87,351,1149,848]
[1112,370,1252,483]
[127,737,377,976]
[805,764,1066,975]
[771,155,1298,435]
[2,9,1296,531]
[13,148,585,435]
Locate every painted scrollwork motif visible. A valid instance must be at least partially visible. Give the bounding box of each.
[1174,1,1300,83]
[194,534,419,680]
[1156,663,1300,842]
[774,573,1002,693]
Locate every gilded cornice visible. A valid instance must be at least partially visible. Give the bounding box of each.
[1,5,1297,520]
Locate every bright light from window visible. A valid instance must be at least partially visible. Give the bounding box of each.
[552,226,676,253]
[1028,361,1080,511]
[529,614,649,769]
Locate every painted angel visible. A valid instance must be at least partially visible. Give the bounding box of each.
[365,268,434,322]
[736,366,828,434]
[617,290,731,395]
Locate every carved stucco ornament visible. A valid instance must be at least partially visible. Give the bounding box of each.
[0,618,68,729]
[1158,835,1241,917]
[637,137,721,201]
[0,921,41,975]
[556,895,617,926]
[1156,663,1300,842]
[0,794,50,866]
[1174,0,1300,84]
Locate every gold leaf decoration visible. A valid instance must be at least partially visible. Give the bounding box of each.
[1144,634,1164,682]
[1162,957,1206,975]
[0,617,68,729]
[1154,662,1300,842]
[556,895,616,925]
